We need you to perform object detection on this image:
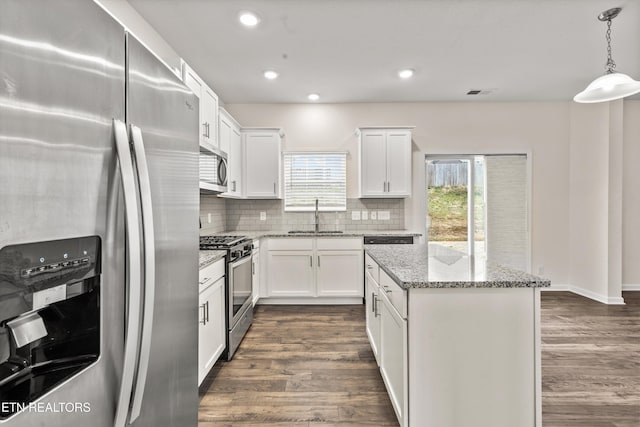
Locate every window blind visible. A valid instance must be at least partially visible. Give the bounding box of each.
[283,152,346,211]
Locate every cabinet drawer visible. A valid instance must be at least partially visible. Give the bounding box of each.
[316,237,362,250]
[199,258,225,293]
[365,254,379,283]
[268,238,313,250]
[380,270,407,319]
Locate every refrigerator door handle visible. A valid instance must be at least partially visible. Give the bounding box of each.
[113,119,143,427]
[128,125,157,423]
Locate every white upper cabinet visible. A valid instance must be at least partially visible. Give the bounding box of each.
[243,128,282,199]
[358,127,413,198]
[181,60,219,150]
[219,108,243,197]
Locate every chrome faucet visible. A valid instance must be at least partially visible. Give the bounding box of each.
[314,198,319,233]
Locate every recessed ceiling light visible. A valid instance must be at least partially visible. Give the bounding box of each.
[239,11,260,27]
[398,69,414,79]
[308,93,320,101]
[264,70,278,80]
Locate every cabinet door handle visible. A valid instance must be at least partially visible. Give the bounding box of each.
[382,181,386,192]
[199,304,206,325]
[309,255,313,267]
[205,301,209,323]
[366,265,373,270]
[199,277,210,285]
[273,182,276,194]
[202,123,207,138]
[252,261,255,275]
[371,292,375,313]
[383,286,392,294]
[387,181,390,192]
[232,180,236,192]
[374,296,379,317]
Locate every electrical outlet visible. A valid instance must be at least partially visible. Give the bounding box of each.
[207,213,212,223]
[379,211,390,220]
[371,211,377,220]
[351,211,361,221]
[361,211,368,220]
[260,212,267,221]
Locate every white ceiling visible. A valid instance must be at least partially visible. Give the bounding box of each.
[128,0,640,103]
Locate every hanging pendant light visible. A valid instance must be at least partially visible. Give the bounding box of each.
[574,7,640,103]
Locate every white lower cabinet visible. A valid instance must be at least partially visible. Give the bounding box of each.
[198,259,226,385]
[316,250,363,297]
[379,294,408,427]
[267,250,315,297]
[265,237,363,301]
[251,239,260,305]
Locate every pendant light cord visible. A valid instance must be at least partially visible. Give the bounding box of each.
[605,19,616,73]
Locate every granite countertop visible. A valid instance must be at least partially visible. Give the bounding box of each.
[199,250,226,269]
[201,229,421,240]
[365,243,551,289]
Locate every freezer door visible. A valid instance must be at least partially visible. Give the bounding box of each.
[125,35,199,427]
[0,1,126,426]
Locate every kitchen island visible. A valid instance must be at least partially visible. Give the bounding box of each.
[364,243,550,427]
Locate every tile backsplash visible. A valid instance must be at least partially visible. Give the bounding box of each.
[224,198,404,231]
[199,195,227,234]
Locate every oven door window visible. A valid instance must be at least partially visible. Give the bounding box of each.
[230,256,252,317]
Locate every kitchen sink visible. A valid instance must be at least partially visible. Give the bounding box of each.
[287,230,344,234]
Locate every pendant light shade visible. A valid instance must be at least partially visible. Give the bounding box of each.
[574,7,640,103]
[574,72,640,103]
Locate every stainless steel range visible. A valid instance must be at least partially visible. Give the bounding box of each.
[199,236,253,360]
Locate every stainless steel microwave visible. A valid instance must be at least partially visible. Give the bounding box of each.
[200,146,227,193]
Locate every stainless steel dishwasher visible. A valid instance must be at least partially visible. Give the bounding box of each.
[363,235,415,245]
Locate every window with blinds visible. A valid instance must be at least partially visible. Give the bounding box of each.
[283,152,347,211]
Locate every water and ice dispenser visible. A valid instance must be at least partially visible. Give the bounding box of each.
[0,236,101,418]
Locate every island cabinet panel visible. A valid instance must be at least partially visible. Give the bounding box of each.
[364,271,381,364]
[379,293,408,427]
[407,287,539,427]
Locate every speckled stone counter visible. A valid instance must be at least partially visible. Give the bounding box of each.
[199,250,226,269]
[201,229,421,240]
[365,243,550,289]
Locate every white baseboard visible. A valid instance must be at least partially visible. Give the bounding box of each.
[540,284,570,291]
[541,284,625,305]
[622,284,640,291]
[257,297,363,305]
[569,286,625,305]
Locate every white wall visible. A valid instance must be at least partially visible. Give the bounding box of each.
[623,101,640,289]
[568,103,611,301]
[226,102,572,286]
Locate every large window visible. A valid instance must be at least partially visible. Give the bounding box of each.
[283,152,346,211]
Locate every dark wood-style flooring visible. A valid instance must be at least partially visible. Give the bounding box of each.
[199,292,640,426]
[541,291,640,427]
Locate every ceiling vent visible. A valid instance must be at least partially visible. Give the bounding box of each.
[466,89,495,95]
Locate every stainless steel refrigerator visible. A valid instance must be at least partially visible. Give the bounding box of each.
[0,1,199,426]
